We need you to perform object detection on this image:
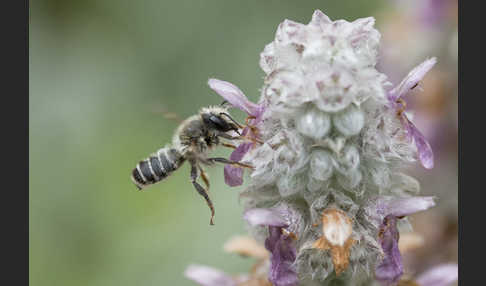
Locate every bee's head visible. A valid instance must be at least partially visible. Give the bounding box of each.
[201,107,243,134]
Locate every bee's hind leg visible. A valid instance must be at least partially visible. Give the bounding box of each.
[205,157,254,169]
[197,164,210,190]
[190,160,215,225]
[221,143,237,149]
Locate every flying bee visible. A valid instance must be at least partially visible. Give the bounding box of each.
[131,103,254,225]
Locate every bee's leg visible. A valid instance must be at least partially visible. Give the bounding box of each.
[245,115,256,126]
[216,132,264,145]
[197,164,210,190]
[221,143,237,149]
[205,157,254,169]
[219,112,245,129]
[215,132,241,141]
[215,131,249,142]
[190,161,215,225]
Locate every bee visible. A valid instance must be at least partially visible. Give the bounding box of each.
[131,103,253,225]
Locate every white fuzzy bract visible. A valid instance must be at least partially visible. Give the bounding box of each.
[322,210,353,247]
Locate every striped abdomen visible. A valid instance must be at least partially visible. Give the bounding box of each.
[131,147,185,190]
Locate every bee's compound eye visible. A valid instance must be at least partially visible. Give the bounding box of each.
[204,114,232,132]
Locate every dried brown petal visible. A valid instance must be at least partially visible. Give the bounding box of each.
[398,232,424,254]
[312,208,355,275]
[224,236,269,259]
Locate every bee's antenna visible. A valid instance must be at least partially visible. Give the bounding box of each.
[220,112,244,129]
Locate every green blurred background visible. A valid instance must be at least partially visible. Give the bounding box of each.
[30,0,457,285]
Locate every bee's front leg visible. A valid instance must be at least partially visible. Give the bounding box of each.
[204,157,254,169]
[215,131,241,141]
[215,131,263,145]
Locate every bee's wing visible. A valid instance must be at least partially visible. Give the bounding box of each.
[149,103,184,124]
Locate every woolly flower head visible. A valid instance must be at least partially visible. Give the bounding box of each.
[260,10,386,116]
[260,10,380,74]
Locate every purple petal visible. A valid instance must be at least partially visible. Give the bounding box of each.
[388,58,437,102]
[208,78,263,117]
[264,226,284,254]
[374,196,436,219]
[375,215,403,285]
[405,118,434,169]
[224,165,243,187]
[244,208,298,285]
[266,226,298,286]
[223,142,254,187]
[243,208,288,228]
[229,142,253,161]
[416,263,458,286]
[184,264,236,286]
[386,196,436,217]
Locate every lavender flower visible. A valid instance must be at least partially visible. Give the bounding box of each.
[208,78,265,186]
[244,208,299,286]
[370,196,435,285]
[387,58,437,169]
[208,79,264,119]
[376,215,402,285]
[225,142,254,186]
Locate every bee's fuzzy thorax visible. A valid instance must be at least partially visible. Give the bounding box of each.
[199,106,229,116]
